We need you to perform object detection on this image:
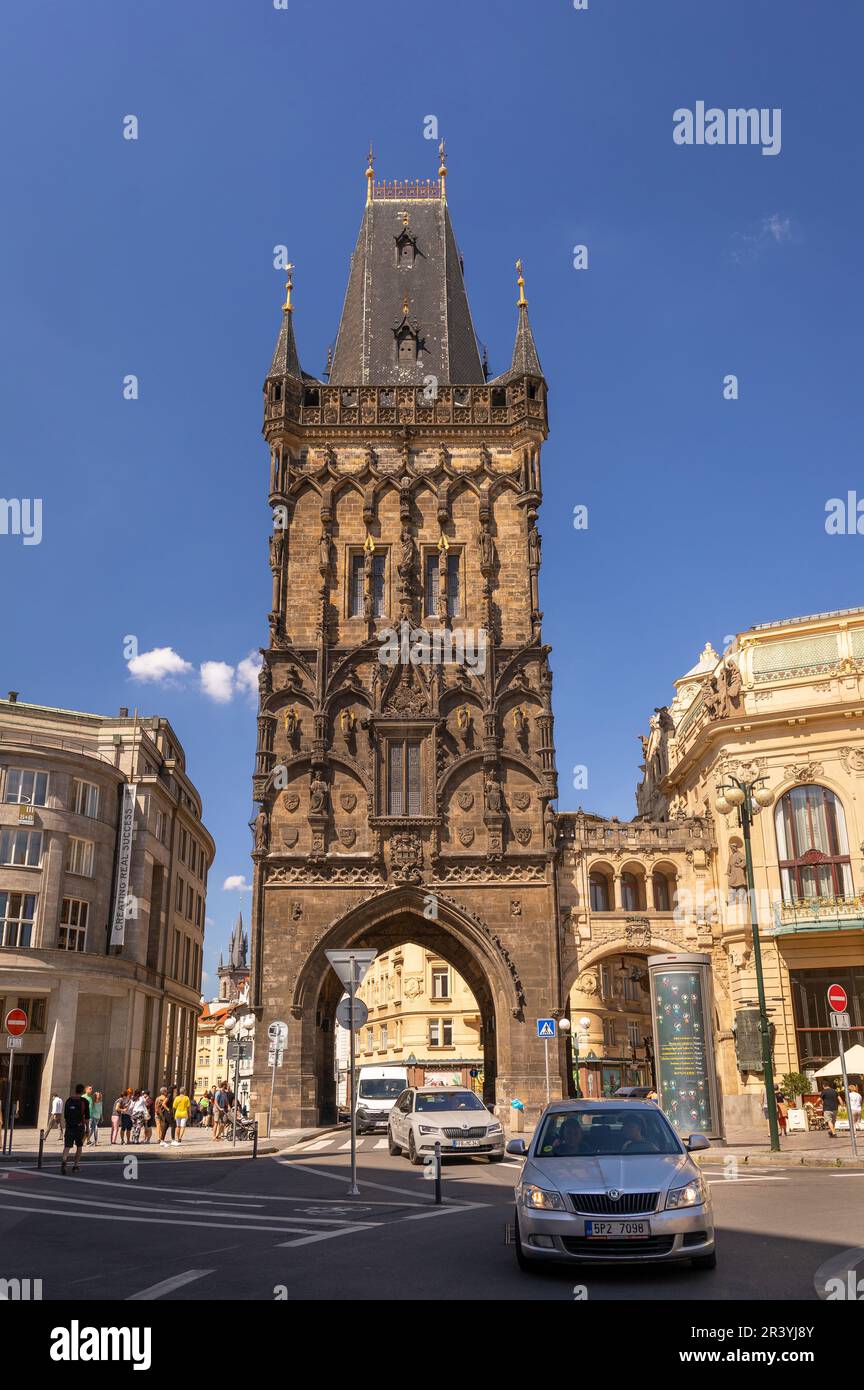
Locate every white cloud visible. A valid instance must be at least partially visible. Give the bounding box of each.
[223,874,251,892]
[236,651,263,697]
[200,661,235,703]
[128,646,193,683]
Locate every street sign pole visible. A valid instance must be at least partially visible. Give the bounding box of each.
[3,1048,14,1155]
[827,985,856,1157]
[837,1029,858,1158]
[544,1037,550,1105]
[348,967,359,1197]
[268,1053,278,1140]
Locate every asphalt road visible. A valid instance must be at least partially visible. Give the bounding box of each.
[1,1133,862,1301]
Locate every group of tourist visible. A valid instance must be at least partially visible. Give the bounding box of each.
[45,1080,245,1173]
[771,1081,862,1137]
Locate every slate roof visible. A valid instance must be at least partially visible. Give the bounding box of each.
[329,198,485,386]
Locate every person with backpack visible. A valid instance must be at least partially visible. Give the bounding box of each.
[61,1084,88,1174]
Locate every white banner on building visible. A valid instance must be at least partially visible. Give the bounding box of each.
[109,783,138,947]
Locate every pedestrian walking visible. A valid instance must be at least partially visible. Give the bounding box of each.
[141,1090,154,1144]
[117,1089,134,1144]
[849,1083,862,1131]
[171,1088,191,1145]
[155,1087,172,1145]
[88,1092,103,1144]
[46,1094,64,1140]
[130,1090,149,1143]
[61,1084,89,1175]
[110,1093,123,1144]
[213,1082,228,1141]
[821,1081,840,1137]
[775,1089,788,1137]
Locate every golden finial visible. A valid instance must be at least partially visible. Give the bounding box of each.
[438,138,447,203]
[401,209,410,228]
[282,263,295,312]
[366,142,374,205]
[363,532,376,554]
[516,258,527,308]
[437,530,450,552]
[402,293,409,318]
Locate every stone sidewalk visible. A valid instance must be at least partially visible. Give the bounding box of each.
[694,1125,864,1168]
[0,1124,335,1163]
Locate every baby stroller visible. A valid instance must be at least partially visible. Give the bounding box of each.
[222,1109,256,1142]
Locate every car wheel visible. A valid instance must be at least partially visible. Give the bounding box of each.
[407,1132,423,1166]
[388,1127,401,1156]
[691,1250,717,1270]
[514,1209,533,1272]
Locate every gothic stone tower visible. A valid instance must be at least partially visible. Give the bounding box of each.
[250,151,563,1126]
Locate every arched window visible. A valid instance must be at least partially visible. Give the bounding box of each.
[620,871,646,912]
[775,785,853,902]
[589,870,611,912]
[652,872,672,912]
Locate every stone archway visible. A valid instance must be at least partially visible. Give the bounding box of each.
[271,886,521,1127]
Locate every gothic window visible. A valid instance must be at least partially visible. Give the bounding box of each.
[424,552,461,619]
[424,555,439,617]
[350,554,364,618]
[270,382,282,403]
[371,553,386,616]
[445,552,461,619]
[386,738,423,817]
[349,551,386,618]
[589,871,611,912]
[774,784,853,902]
[396,329,416,365]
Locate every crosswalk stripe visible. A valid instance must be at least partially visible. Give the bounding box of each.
[373,1138,388,1150]
[127,1269,214,1301]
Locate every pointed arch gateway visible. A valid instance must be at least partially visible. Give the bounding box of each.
[288,885,520,1125]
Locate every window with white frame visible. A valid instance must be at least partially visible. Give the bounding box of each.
[0,892,38,948]
[602,1017,617,1047]
[59,898,89,952]
[627,1021,640,1051]
[429,1017,453,1047]
[428,1018,441,1047]
[0,828,43,868]
[4,768,49,806]
[431,965,450,999]
[71,779,100,818]
[65,837,94,877]
[380,1023,388,1049]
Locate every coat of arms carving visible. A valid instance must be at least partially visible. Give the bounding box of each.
[457,790,474,811]
[513,791,531,811]
[515,826,532,846]
[280,827,299,848]
[338,828,357,848]
[340,792,357,813]
[390,830,423,883]
[283,792,300,812]
[458,828,474,847]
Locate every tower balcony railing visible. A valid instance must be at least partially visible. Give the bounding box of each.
[558,814,715,854]
[264,380,547,431]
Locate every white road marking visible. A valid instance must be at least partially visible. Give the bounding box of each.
[337,1140,353,1151]
[404,1202,486,1220]
[373,1139,388,1150]
[127,1269,215,1301]
[279,1157,484,1206]
[0,1186,378,1227]
[0,1201,342,1236]
[0,1165,362,1205]
[278,1227,374,1248]
[297,1138,335,1152]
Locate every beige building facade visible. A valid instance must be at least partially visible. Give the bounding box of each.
[0,695,213,1128]
[352,942,482,1084]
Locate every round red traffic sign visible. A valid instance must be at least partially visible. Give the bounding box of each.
[4,1008,28,1037]
[827,984,848,1013]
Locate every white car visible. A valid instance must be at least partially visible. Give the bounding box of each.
[388,1086,505,1164]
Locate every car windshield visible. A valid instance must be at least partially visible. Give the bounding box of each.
[535,1108,681,1157]
[415,1091,486,1113]
[358,1079,404,1100]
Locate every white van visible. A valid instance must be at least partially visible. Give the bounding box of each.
[355,1066,409,1133]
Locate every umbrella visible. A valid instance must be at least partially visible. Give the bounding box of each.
[814,1044,864,1078]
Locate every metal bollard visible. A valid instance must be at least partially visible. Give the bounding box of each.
[252,1120,259,1159]
[37,1128,44,1170]
[434,1140,442,1205]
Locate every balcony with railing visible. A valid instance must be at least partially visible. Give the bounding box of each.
[263,380,547,431]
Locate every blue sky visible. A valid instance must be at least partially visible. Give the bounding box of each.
[2,0,862,988]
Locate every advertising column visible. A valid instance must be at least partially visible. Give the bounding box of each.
[648,952,721,1140]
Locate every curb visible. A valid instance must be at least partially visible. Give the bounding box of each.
[696,1152,864,1170]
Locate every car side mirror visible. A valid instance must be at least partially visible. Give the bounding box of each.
[686,1134,710,1152]
[506,1138,527,1157]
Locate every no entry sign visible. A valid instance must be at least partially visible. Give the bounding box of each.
[827,983,848,1013]
[4,1008,27,1037]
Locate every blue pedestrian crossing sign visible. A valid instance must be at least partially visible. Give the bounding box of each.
[537,1018,556,1038]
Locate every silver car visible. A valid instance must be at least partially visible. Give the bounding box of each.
[507,1100,715,1270]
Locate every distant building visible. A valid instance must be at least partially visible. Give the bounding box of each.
[335,943,483,1099]
[0,695,213,1127]
[195,913,253,1111]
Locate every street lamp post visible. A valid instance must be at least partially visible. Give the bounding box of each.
[715,774,781,1152]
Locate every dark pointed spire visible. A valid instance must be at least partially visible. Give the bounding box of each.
[268,263,303,379]
[509,259,543,378]
[228,911,248,971]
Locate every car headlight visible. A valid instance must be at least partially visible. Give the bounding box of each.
[666,1177,706,1210]
[487,1123,503,1134]
[418,1125,440,1135]
[520,1184,565,1211]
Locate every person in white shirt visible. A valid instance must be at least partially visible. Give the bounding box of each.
[849,1084,862,1130]
[45,1094,64,1141]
